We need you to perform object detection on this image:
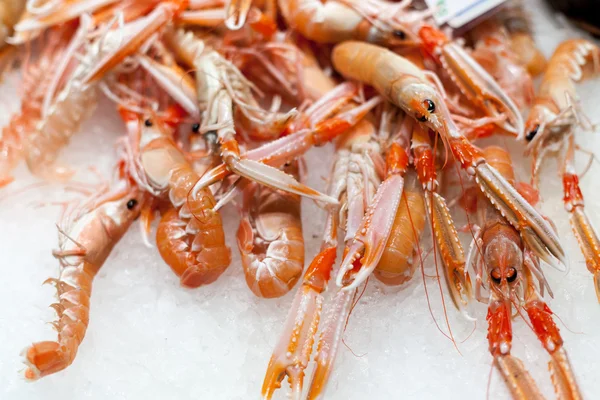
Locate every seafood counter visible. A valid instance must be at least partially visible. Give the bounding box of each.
[1,0,600,399]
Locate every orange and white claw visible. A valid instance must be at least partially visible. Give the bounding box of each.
[444,42,524,135]
[419,26,524,136]
[494,355,544,400]
[569,205,600,301]
[336,173,405,290]
[197,156,339,205]
[137,55,200,118]
[84,2,186,84]
[549,348,582,400]
[306,289,354,400]
[427,191,474,318]
[261,247,336,400]
[225,0,252,30]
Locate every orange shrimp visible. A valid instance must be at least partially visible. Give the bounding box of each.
[0,28,68,185]
[374,170,426,285]
[524,39,600,301]
[278,0,418,46]
[23,4,182,181]
[468,146,581,399]
[525,39,599,146]
[332,41,566,274]
[120,108,231,288]
[237,161,304,298]
[23,183,144,379]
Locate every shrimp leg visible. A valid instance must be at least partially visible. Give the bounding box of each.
[562,135,600,301]
[412,124,473,316]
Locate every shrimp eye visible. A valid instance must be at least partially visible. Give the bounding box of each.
[526,124,539,141]
[506,268,518,283]
[424,99,435,113]
[393,30,406,40]
[416,113,427,122]
[144,119,153,127]
[490,268,502,284]
[191,123,200,133]
[126,199,138,210]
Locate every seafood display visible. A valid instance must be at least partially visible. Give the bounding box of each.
[1,0,600,398]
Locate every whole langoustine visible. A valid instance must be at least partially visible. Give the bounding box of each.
[468,146,581,400]
[23,184,144,379]
[118,107,231,288]
[524,39,600,302]
[237,161,305,298]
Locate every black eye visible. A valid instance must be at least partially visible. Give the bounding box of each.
[144,119,153,127]
[126,199,138,210]
[416,114,427,122]
[192,123,200,133]
[526,125,539,141]
[506,268,518,283]
[425,99,435,113]
[393,30,406,39]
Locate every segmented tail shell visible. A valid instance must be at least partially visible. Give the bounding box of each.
[157,164,231,287]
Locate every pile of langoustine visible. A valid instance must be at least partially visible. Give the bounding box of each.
[1,0,598,398]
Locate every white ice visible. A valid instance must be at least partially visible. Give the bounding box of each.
[1,1,600,399]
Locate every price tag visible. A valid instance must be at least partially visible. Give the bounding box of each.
[425,0,506,27]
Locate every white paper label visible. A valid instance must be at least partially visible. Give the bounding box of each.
[425,0,506,27]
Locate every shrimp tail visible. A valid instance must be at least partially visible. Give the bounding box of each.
[23,263,93,379]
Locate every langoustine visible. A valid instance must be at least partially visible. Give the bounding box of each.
[525,38,600,301]
[466,146,582,399]
[23,180,144,379]
[119,106,231,288]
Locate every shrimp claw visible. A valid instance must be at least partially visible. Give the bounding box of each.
[261,246,336,400]
[336,142,408,290]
